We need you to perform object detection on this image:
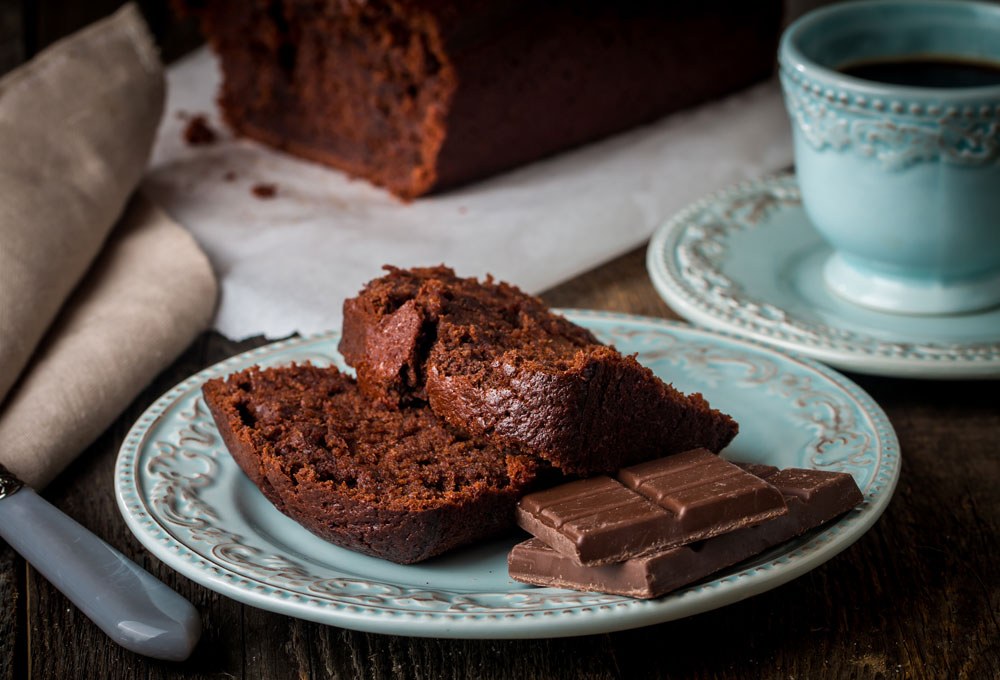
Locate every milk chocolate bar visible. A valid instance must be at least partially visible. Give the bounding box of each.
[619,449,789,536]
[514,477,678,565]
[515,449,787,565]
[508,467,864,598]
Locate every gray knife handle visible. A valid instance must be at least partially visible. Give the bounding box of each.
[0,488,201,661]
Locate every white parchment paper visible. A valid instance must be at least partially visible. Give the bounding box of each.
[144,47,792,340]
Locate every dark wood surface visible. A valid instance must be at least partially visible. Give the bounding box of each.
[1,246,998,679]
[2,3,999,679]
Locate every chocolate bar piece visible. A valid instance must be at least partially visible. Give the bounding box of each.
[516,449,787,565]
[515,477,677,565]
[508,467,864,598]
[619,449,788,536]
[733,462,779,479]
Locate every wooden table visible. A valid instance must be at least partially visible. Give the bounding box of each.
[2,4,999,678]
[1,247,998,679]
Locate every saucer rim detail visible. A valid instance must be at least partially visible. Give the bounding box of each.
[114,313,899,638]
[646,172,1000,380]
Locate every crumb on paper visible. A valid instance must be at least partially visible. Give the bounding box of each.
[252,183,278,199]
[184,115,218,146]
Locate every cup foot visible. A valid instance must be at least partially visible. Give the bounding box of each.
[823,255,1000,316]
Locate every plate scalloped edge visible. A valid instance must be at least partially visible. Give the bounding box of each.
[115,311,900,638]
[645,172,1000,379]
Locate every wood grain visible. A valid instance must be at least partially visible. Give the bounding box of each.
[1,6,998,676]
[0,10,25,674]
[0,0,24,77]
[2,249,997,679]
[541,247,678,320]
[0,544,24,680]
[12,0,200,66]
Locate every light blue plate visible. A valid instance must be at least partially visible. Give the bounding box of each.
[647,174,1000,379]
[115,312,899,638]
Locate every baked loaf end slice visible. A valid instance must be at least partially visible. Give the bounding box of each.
[179,1,781,199]
[202,363,541,564]
[340,266,738,476]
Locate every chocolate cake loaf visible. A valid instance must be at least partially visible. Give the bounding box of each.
[180,0,782,199]
[202,362,544,563]
[340,266,738,475]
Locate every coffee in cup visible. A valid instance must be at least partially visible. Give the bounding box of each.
[780,0,1000,315]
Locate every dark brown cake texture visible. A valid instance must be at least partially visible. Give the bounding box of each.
[202,362,543,564]
[180,0,782,199]
[340,265,738,476]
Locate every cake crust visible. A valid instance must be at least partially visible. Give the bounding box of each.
[202,362,542,563]
[181,0,782,199]
[340,266,739,475]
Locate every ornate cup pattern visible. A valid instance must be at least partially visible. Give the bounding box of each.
[779,0,1000,315]
[780,66,1000,171]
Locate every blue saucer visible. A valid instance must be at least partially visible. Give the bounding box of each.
[647,174,1000,379]
[116,314,898,637]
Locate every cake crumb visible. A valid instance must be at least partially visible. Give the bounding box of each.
[252,183,278,199]
[184,115,218,146]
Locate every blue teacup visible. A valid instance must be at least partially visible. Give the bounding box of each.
[780,0,1000,315]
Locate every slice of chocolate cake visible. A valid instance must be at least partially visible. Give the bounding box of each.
[202,362,543,564]
[340,266,738,475]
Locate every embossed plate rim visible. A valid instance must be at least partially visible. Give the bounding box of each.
[646,173,1000,379]
[115,312,899,638]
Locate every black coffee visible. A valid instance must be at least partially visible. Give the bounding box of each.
[839,56,1000,88]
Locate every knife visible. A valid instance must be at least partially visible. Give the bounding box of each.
[0,462,200,661]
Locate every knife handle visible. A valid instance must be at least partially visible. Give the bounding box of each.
[0,487,201,661]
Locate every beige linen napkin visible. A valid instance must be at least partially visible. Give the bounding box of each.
[0,5,217,488]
